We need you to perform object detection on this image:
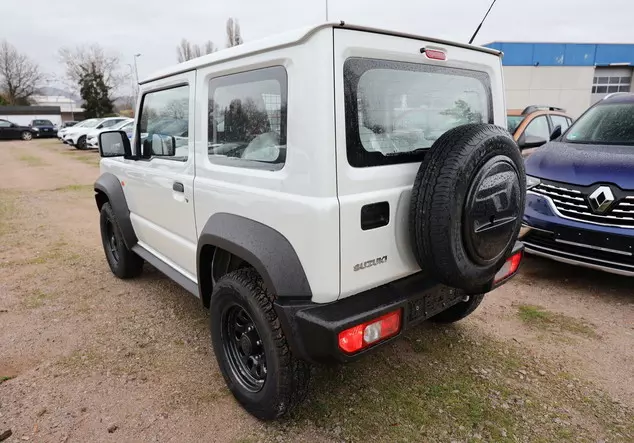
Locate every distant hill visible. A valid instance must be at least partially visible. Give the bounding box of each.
[35,87,80,102]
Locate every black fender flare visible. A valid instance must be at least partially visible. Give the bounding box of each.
[197,213,312,302]
[94,172,138,249]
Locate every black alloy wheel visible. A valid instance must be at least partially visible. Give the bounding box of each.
[222,304,267,392]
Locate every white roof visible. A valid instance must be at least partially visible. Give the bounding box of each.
[141,22,500,84]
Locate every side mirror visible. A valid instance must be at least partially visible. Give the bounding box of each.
[549,125,562,141]
[517,132,548,149]
[148,134,176,157]
[11,123,17,128]
[28,123,32,127]
[98,130,132,158]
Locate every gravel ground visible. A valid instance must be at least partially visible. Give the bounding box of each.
[0,138,632,442]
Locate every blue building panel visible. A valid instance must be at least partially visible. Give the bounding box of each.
[533,43,566,66]
[563,44,596,66]
[484,42,634,66]
[497,43,534,65]
[595,44,634,66]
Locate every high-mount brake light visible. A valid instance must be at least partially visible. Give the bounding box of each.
[422,48,447,61]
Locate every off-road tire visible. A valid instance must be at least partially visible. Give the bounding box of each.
[76,135,87,150]
[430,294,485,323]
[409,124,525,292]
[210,268,311,420]
[99,202,143,278]
[21,131,33,141]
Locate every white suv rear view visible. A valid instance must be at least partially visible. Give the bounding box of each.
[93,22,525,419]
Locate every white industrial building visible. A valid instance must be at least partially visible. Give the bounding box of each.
[485,42,634,117]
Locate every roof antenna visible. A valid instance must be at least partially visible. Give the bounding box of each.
[469,0,498,44]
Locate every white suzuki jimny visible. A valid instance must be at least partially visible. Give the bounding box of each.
[95,22,525,420]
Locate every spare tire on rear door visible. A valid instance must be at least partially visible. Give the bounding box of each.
[409,124,525,293]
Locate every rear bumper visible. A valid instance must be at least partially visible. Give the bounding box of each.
[275,242,523,364]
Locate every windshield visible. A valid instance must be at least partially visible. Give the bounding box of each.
[33,119,53,126]
[344,58,491,167]
[507,116,524,135]
[112,119,132,130]
[565,103,634,145]
[81,119,102,128]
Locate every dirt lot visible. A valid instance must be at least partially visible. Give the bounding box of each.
[0,138,633,442]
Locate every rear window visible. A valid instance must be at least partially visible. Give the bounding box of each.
[344,57,492,167]
[33,120,53,126]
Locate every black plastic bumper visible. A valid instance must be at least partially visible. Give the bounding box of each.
[275,242,524,364]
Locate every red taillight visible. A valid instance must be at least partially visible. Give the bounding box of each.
[338,310,402,354]
[423,48,447,61]
[494,250,523,283]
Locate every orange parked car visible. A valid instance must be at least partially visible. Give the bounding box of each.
[507,106,574,156]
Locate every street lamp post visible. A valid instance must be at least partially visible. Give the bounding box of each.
[133,53,141,85]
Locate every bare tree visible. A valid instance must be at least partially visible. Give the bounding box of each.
[58,44,127,99]
[177,39,217,62]
[0,40,43,105]
[203,40,217,55]
[226,18,243,48]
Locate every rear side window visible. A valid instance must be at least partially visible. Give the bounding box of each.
[344,57,492,167]
[208,66,287,171]
[138,85,190,160]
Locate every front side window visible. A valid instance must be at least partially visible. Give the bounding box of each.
[523,116,550,140]
[0,120,12,128]
[565,103,634,145]
[550,115,570,132]
[344,57,491,167]
[138,85,190,160]
[208,66,287,170]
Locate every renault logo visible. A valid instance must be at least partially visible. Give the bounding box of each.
[588,186,615,213]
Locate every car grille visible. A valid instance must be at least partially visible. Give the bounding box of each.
[523,229,634,273]
[532,181,634,227]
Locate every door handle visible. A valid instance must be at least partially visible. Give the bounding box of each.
[173,182,184,193]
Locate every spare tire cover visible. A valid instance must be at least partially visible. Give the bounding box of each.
[409,124,525,292]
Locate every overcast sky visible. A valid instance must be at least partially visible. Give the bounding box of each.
[3,0,634,91]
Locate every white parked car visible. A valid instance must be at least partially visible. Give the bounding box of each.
[86,118,134,149]
[63,117,129,150]
[94,22,525,420]
[58,120,88,141]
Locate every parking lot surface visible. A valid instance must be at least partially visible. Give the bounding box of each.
[1,139,633,442]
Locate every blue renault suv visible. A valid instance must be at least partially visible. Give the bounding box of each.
[521,93,634,276]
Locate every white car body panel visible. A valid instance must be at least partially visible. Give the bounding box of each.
[102,72,198,277]
[99,23,504,304]
[332,29,506,299]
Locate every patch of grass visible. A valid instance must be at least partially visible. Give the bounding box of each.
[18,154,47,167]
[284,326,632,442]
[60,150,100,166]
[0,193,16,236]
[56,350,100,372]
[0,375,15,384]
[22,289,54,309]
[0,240,79,268]
[518,305,598,338]
[53,184,93,192]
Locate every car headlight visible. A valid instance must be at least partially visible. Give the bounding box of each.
[32,127,39,132]
[526,175,541,190]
